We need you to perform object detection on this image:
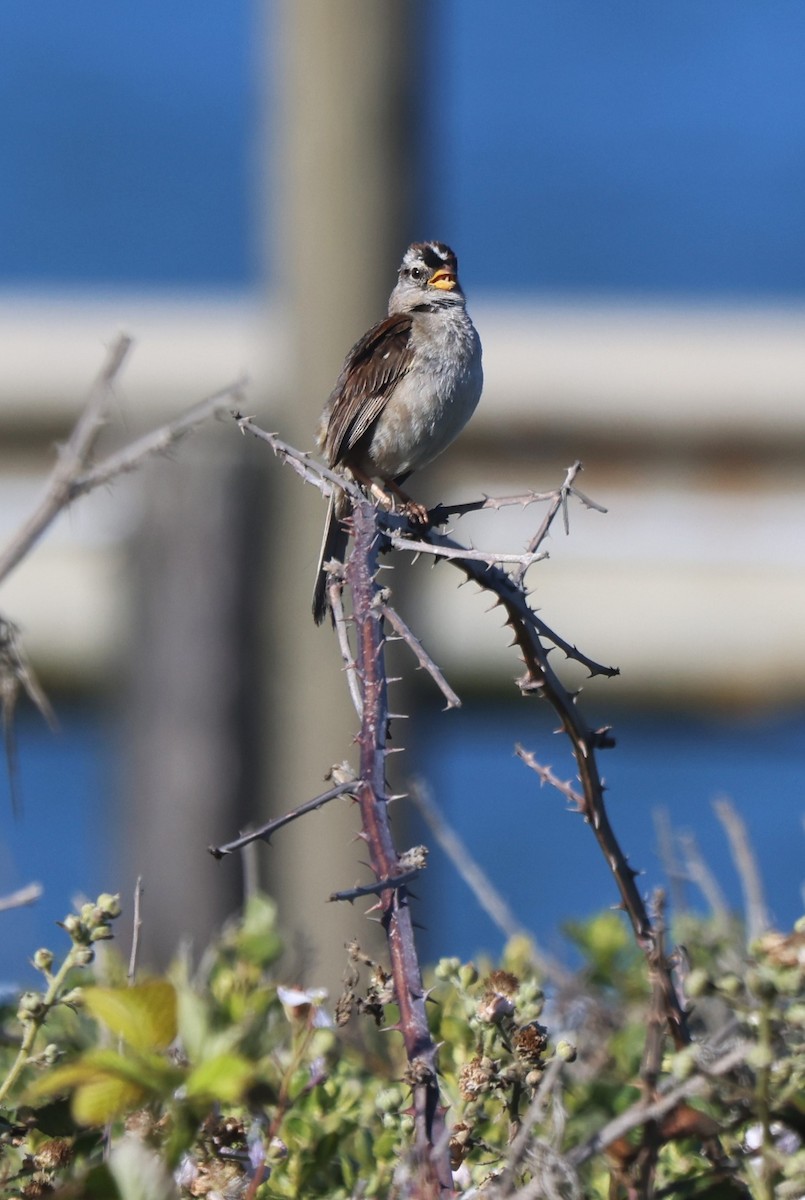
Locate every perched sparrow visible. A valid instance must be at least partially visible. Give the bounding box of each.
[312,241,483,623]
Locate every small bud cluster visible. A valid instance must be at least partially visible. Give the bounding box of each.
[437,955,578,1174]
[17,894,122,1030]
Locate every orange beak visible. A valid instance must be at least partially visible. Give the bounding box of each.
[428,267,457,291]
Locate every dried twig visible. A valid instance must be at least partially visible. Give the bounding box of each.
[380,603,461,710]
[0,334,133,585]
[512,461,605,586]
[409,779,570,986]
[329,867,421,904]
[514,747,584,809]
[677,830,731,926]
[0,617,57,816]
[713,795,769,942]
[389,532,548,571]
[127,876,144,985]
[209,778,358,859]
[234,415,363,505]
[330,584,363,717]
[498,1058,567,1192]
[70,378,247,497]
[0,882,43,913]
[568,1039,750,1167]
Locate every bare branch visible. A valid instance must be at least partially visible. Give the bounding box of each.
[0,616,58,816]
[329,867,421,904]
[677,829,731,926]
[0,882,43,913]
[209,778,358,859]
[515,746,584,810]
[714,795,770,942]
[498,1058,566,1191]
[0,334,133,584]
[380,603,461,710]
[511,461,602,586]
[409,779,570,986]
[389,531,548,571]
[405,526,617,679]
[330,585,363,717]
[127,876,144,985]
[70,377,247,497]
[234,415,363,505]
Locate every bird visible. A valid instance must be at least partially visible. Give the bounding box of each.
[312,241,483,623]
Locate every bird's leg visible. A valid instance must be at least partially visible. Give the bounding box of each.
[348,467,430,526]
[385,479,429,526]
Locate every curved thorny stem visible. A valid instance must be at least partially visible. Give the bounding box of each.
[345,500,452,1194]
[411,524,690,1050]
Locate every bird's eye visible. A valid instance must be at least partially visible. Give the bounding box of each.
[409,266,424,281]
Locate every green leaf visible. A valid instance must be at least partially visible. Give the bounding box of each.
[73,1075,148,1126]
[235,893,283,965]
[83,981,177,1052]
[175,985,209,1062]
[184,1053,254,1104]
[28,1047,181,1124]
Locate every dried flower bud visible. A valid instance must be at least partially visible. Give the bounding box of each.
[458,1055,498,1099]
[513,1021,549,1066]
[477,970,520,1022]
[34,1138,73,1171]
[450,1122,473,1170]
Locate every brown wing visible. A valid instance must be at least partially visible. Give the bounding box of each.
[322,312,413,466]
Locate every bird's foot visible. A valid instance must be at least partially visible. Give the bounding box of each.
[399,499,430,526]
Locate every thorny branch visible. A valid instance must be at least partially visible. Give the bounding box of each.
[380,601,461,710]
[328,867,421,904]
[346,500,453,1193]
[209,778,358,859]
[230,418,702,1187]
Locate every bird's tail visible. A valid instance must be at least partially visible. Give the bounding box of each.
[312,491,350,624]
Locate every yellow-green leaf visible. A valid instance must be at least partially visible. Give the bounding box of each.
[83,981,177,1052]
[72,1074,148,1126]
[185,1053,254,1104]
